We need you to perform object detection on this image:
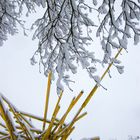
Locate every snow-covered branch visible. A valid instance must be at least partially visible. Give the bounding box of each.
[31,0,98,92]
[0,0,140,92]
[0,0,19,45]
[97,0,140,73]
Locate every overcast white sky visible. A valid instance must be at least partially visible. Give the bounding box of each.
[0,2,140,140]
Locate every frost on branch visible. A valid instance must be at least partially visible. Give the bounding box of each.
[0,0,36,46]
[31,0,98,92]
[0,0,19,46]
[30,0,140,92]
[97,0,140,72]
[0,0,140,92]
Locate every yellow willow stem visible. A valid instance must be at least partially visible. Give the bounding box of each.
[53,97,76,134]
[42,105,60,140]
[0,99,17,140]
[101,48,123,80]
[17,113,34,129]
[60,48,123,137]
[75,112,87,122]
[65,127,75,139]
[16,111,54,124]
[2,95,37,138]
[61,127,75,140]
[53,91,83,137]
[5,101,32,139]
[42,92,63,139]
[43,72,52,131]
[15,125,42,134]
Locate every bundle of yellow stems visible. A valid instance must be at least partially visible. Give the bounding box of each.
[0,48,122,140]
